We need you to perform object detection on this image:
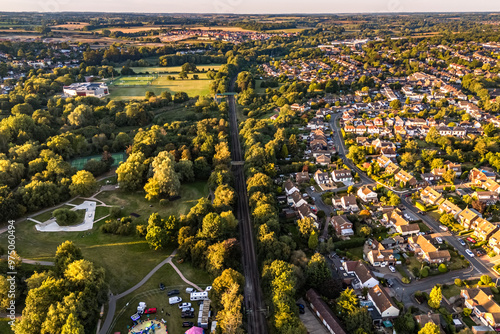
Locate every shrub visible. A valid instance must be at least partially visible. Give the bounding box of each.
[463,308,472,317]
[454,278,462,286]
[402,277,411,284]
[420,267,429,278]
[53,208,78,226]
[438,263,448,273]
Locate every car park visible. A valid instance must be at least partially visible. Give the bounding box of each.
[178,303,192,309]
[168,289,180,296]
[182,322,194,328]
[388,265,396,273]
[159,283,165,291]
[459,239,466,246]
[144,308,157,314]
[465,249,475,257]
[169,297,182,305]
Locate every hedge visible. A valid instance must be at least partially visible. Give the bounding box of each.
[333,237,366,250]
[458,229,474,236]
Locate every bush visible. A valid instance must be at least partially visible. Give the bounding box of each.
[463,308,472,317]
[53,208,78,226]
[420,267,429,278]
[458,229,474,236]
[402,277,411,284]
[333,237,365,250]
[101,217,135,235]
[438,264,448,273]
[455,278,462,286]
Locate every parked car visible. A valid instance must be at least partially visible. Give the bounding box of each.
[466,237,476,244]
[439,225,448,231]
[159,283,165,291]
[465,249,475,257]
[459,239,466,246]
[205,286,212,292]
[178,303,192,309]
[310,186,315,191]
[436,237,443,244]
[182,322,194,328]
[185,288,194,293]
[181,307,195,313]
[388,265,396,273]
[169,297,182,305]
[181,312,195,318]
[386,279,394,287]
[168,289,180,296]
[144,308,157,314]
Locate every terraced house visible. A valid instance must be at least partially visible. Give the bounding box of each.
[420,186,443,206]
[408,235,451,264]
[395,169,417,187]
[461,288,500,330]
[438,199,462,218]
[457,208,481,229]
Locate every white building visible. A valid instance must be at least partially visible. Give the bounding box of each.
[63,82,109,98]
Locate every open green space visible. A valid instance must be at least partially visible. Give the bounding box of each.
[111,262,212,334]
[418,222,430,232]
[0,182,207,293]
[130,64,222,73]
[442,284,461,299]
[0,319,13,334]
[95,181,208,219]
[108,73,212,100]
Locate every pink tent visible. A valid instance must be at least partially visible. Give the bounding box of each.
[185,326,204,334]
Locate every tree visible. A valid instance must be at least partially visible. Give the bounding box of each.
[53,208,78,226]
[308,231,319,249]
[428,285,442,309]
[145,151,180,199]
[480,275,492,285]
[69,170,98,197]
[306,253,330,289]
[146,223,167,250]
[297,217,315,237]
[336,288,359,316]
[0,276,10,309]
[216,283,244,334]
[418,322,440,334]
[202,212,224,240]
[345,307,372,334]
[440,213,455,226]
[347,146,366,165]
[472,199,487,214]
[359,226,372,237]
[61,313,84,334]
[213,185,236,210]
[438,263,447,273]
[116,152,147,191]
[394,312,416,334]
[390,99,402,110]
[442,169,456,184]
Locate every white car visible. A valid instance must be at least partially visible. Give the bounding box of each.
[181,307,195,313]
[436,237,443,244]
[169,297,182,305]
[388,265,396,273]
[178,302,192,309]
[185,288,194,293]
[205,286,212,292]
[465,249,475,258]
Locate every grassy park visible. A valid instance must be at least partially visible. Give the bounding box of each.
[0,181,208,293]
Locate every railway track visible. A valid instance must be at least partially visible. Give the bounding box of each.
[227,81,268,334]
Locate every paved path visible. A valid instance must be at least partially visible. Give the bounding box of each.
[99,249,203,334]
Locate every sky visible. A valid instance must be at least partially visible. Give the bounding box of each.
[4,0,500,14]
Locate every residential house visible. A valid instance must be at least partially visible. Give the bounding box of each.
[473,219,499,241]
[366,240,395,267]
[457,208,481,229]
[315,154,331,166]
[461,288,500,330]
[420,186,443,205]
[288,191,307,208]
[377,155,392,168]
[357,185,378,202]
[314,170,330,185]
[305,289,347,334]
[474,191,499,205]
[446,161,462,176]
[385,163,400,175]
[489,230,500,254]
[296,171,310,184]
[331,169,353,183]
[469,168,496,185]
[415,314,445,334]
[396,223,420,236]
[438,200,462,218]
[297,204,318,223]
[368,285,400,320]
[482,179,500,193]
[408,235,451,264]
[395,169,417,187]
[331,215,354,237]
[284,180,299,196]
[343,261,379,289]
[333,195,359,212]
[381,147,397,159]
[431,168,446,180]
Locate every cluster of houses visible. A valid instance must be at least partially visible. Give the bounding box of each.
[161,28,297,44]
[283,178,318,225]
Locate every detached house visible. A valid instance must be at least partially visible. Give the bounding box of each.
[368,285,400,320]
[457,208,481,229]
[288,191,307,208]
[331,215,354,237]
[420,186,443,205]
[343,261,379,289]
[296,171,310,184]
[314,170,330,185]
[489,230,500,254]
[333,195,359,212]
[284,180,299,196]
[366,240,395,267]
[474,191,499,205]
[461,288,500,330]
[408,235,451,264]
[357,185,378,202]
[331,169,353,183]
[395,169,417,187]
[377,155,392,168]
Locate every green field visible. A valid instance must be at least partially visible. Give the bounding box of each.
[0,182,208,293]
[108,73,212,100]
[0,319,13,334]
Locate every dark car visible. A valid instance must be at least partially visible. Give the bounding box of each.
[159,283,165,291]
[296,304,305,314]
[181,312,195,318]
[386,279,394,287]
[168,289,180,296]
[182,322,194,328]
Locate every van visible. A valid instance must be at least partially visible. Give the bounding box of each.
[185,287,194,293]
[190,291,209,301]
[439,225,448,232]
[169,296,182,305]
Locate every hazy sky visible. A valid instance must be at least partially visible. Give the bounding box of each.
[5,0,500,14]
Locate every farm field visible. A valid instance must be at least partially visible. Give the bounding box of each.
[108,73,213,100]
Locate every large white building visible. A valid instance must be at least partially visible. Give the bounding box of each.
[63,82,109,98]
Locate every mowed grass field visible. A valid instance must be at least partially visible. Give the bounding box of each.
[108,71,215,100]
[130,64,222,73]
[0,182,208,293]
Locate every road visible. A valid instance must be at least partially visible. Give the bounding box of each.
[227,80,268,334]
[329,112,499,279]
